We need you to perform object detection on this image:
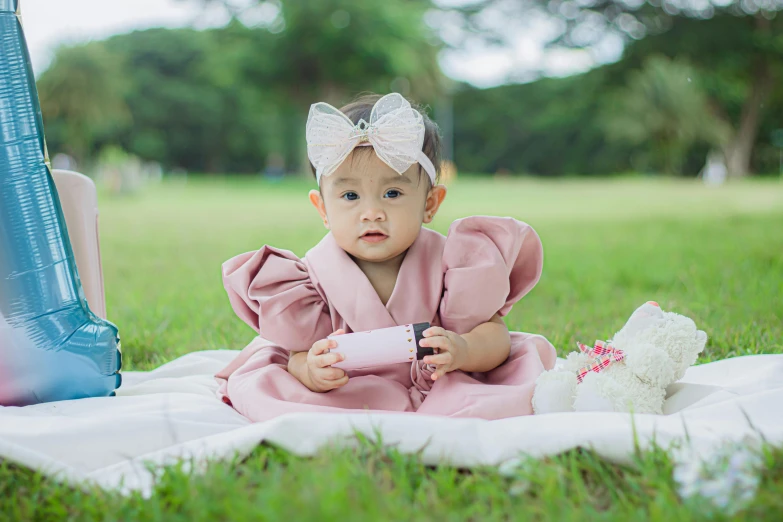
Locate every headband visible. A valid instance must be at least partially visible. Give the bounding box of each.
[306,93,437,185]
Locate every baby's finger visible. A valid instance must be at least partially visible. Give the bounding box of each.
[423,326,447,338]
[315,351,344,368]
[321,367,346,381]
[431,365,448,381]
[420,335,450,351]
[328,374,349,389]
[310,338,335,356]
[423,353,451,366]
[331,329,345,336]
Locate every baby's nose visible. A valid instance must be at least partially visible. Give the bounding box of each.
[360,205,386,221]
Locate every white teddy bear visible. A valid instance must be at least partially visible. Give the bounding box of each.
[532,301,708,415]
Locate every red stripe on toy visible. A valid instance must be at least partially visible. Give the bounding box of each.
[576,340,626,383]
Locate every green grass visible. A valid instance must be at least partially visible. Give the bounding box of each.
[4,176,783,520]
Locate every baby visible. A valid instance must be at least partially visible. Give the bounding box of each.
[215,93,556,422]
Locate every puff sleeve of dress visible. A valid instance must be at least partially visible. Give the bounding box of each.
[222,246,332,352]
[439,216,543,334]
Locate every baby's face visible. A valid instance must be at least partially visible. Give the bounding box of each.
[313,150,435,263]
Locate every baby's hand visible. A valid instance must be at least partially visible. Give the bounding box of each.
[304,329,349,392]
[419,326,468,381]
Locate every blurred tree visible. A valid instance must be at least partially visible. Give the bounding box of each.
[38,43,130,165]
[602,56,730,175]
[40,1,443,174]
[452,17,783,177]
[452,2,782,176]
[184,0,445,172]
[452,66,634,176]
[621,15,783,177]
[42,1,781,177]
[40,26,285,173]
[102,25,277,173]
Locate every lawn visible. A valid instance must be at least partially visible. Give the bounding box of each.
[3,176,782,520]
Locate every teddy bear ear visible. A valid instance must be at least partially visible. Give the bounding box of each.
[615,302,665,341]
[630,302,665,321]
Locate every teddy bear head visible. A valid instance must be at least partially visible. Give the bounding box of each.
[611,301,708,383]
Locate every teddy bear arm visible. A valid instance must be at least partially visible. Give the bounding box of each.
[562,350,593,372]
[532,369,577,414]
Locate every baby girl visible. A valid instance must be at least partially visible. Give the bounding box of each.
[215,93,556,421]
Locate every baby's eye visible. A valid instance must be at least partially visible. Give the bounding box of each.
[342,192,359,201]
[384,189,401,199]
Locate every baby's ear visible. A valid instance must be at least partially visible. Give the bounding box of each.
[309,189,329,228]
[424,184,447,223]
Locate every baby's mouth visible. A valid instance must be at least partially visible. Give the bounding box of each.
[360,231,389,243]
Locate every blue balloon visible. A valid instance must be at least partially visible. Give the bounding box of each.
[0,0,121,406]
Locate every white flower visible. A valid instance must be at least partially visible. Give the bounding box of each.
[499,458,531,496]
[509,479,531,497]
[672,436,764,515]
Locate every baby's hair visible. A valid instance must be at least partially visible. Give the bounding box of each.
[309,92,442,186]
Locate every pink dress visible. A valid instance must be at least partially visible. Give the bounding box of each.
[215,216,557,422]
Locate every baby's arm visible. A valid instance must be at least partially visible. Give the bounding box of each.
[420,313,511,380]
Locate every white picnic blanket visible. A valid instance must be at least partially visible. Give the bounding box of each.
[0,350,781,497]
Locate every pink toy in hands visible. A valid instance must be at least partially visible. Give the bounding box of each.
[329,323,433,371]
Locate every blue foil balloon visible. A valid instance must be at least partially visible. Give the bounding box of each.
[0,0,121,406]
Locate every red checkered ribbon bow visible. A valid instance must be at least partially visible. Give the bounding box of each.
[576,340,626,383]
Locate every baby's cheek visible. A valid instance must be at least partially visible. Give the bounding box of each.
[331,229,360,256]
[395,209,425,237]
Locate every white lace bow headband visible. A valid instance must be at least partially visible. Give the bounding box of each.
[306,93,437,185]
